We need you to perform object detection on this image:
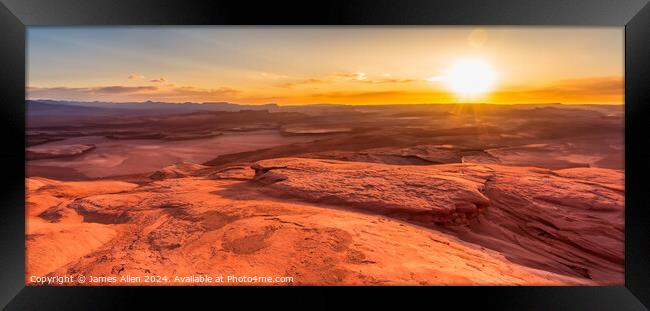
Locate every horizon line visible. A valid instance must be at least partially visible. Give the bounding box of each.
[26,98,625,106]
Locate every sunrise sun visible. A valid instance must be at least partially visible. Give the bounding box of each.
[443,58,497,98]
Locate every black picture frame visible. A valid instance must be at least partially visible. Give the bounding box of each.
[1,0,649,309]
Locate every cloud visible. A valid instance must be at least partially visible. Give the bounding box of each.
[287,76,623,104]
[150,77,167,83]
[127,74,145,80]
[304,89,453,104]
[363,78,416,84]
[493,76,623,104]
[283,78,326,88]
[94,86,158,94]
[28,86,158,99]
[314,90,410,99]
[26,76,622,105]
[27,84,240,102]
[283,72,416,88]
[145,86,241,99]
[334,72,367,81]
[543,76,623,94]
[331,72,414,84]
[255,72,294,80]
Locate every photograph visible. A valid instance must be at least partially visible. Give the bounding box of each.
[25,26,624,286]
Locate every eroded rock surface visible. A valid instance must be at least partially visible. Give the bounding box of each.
[27,144,96,160]
[248,158,624,283]
[251,158,491,225]
[26,157,622,285]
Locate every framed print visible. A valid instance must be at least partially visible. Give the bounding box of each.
[0,0,649,309]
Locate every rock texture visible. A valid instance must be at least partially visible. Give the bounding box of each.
[251,158,491,225]
[248,158,623,283]
[26,157,622,285]
[27,144,96,160]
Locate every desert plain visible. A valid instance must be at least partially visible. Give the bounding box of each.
[25,100,624,285]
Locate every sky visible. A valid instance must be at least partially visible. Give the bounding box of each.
[27,27,624,105]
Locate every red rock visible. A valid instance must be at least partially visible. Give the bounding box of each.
[24,157,622,285]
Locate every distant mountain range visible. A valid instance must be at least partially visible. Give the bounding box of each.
[25,99,378,119]
[27,99,280,112]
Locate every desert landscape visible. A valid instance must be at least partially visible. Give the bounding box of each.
[26,100,624,285]
[26,26,624,285]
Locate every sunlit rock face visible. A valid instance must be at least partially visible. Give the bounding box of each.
[26,156,622,285]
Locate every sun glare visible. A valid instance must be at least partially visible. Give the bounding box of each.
[443,58,497,99]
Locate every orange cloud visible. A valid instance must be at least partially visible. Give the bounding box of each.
[150,77,167,83]
[492,76,623,104]
[144,86,241,100]
[282,76,623,105]
[26,76,623,105]
[282,72,417,88]
[96,86,158,94]
[127,74,144,80]
[28,86,158,99]
[27,84,240,103]
[300,90,455,105]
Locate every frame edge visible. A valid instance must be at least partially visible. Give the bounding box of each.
[0,1,26,310]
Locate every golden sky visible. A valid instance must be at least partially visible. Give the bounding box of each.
[27,27,624,105]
